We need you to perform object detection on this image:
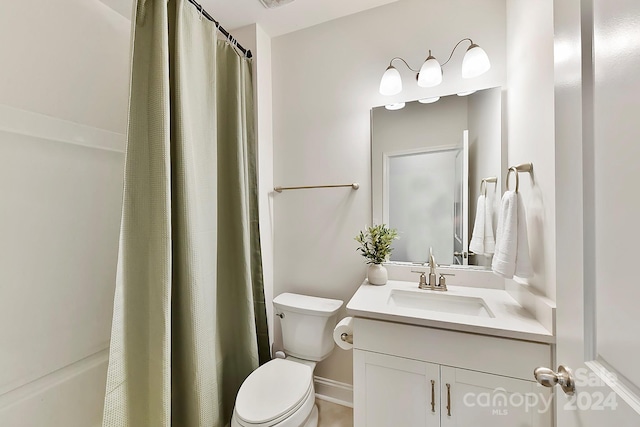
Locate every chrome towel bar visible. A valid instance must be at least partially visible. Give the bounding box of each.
[274,183,360,193]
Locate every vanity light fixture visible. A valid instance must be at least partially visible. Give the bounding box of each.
[457,90,477,96]
[385,102,406,111]
[379,38,491,96]
[418,96,441,104]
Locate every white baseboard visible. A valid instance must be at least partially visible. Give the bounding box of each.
[314,376,353,408]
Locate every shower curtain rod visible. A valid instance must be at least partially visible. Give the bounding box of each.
[186,0,253,58]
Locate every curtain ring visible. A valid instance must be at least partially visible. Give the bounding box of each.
[507,167,519,193]
[198,5,204,20]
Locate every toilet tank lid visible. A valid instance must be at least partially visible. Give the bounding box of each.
[273,293,343,316]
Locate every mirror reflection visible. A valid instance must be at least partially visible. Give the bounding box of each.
[371,87,504,268]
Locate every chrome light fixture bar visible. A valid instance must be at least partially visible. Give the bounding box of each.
[379,38,491,96]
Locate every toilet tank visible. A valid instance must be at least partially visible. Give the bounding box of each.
[273,293,343,361]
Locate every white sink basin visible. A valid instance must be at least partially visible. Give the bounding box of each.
[387,289,495,318]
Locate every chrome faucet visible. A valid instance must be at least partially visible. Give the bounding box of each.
[411,270,429,290]
[427,247,438,289]
[411,247,452,291]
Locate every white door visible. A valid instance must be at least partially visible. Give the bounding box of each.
[553,0,640,424]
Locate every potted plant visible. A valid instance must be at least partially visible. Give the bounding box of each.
[355,224,398,285]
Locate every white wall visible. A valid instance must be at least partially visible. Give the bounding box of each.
[505,0,556,299]
[271,0,506,386]
[0,0,131,133]
[0,1,130,425]
[233,23,276,350]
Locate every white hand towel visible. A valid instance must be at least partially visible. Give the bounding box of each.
[485,195,495,254]
[469,195,495,255]
[469,195,486,254]
[514,194,533,278]
[492,191,533,279]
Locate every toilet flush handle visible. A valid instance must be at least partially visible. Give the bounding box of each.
[276,312,285,319]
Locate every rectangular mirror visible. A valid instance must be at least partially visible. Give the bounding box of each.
[371,87,504,268]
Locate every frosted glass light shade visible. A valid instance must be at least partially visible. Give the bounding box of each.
[418,96,440,104]
[461,44,491,79]
[385,102,406,111]
[457,90,477,96]
[417,56,442,88]
[379,66,402,95]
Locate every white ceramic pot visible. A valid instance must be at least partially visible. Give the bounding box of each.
[367,264,388,285]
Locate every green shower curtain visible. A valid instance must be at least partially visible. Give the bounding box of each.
[102,1,269,426]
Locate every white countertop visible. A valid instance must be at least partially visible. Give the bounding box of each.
[346,280,554,344]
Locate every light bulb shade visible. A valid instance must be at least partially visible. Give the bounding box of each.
[385,102,406,111]
[418,96,440,104]
[417,56,442,88]
[379,65,402,95]
[461,44,491,79]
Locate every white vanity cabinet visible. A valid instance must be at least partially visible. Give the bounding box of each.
[352,318,553,427]
[354,351,441,427]
[439,366,549,427]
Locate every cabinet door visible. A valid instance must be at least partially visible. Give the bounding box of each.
[354,350,440,427]
[440,366,552,427]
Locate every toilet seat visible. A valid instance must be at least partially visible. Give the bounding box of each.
[234,358,314,427]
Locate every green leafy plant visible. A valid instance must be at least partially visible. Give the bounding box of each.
[355,224,398,265]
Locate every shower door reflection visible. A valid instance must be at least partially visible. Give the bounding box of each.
[385,135,468,265]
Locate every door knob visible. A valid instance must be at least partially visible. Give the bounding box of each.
[534,365,576,395]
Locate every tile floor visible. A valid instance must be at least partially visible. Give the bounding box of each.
[316,399,353,427]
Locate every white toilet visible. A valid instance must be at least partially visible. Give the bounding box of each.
[231,293,343,427]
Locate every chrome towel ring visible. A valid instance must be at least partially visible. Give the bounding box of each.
[506,163,534,193]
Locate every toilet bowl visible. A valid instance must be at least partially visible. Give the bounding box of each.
[231,293,343,427]
[231,358,317,427]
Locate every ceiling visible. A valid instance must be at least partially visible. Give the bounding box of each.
[202,0,399,37]
[99,0,399,37]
